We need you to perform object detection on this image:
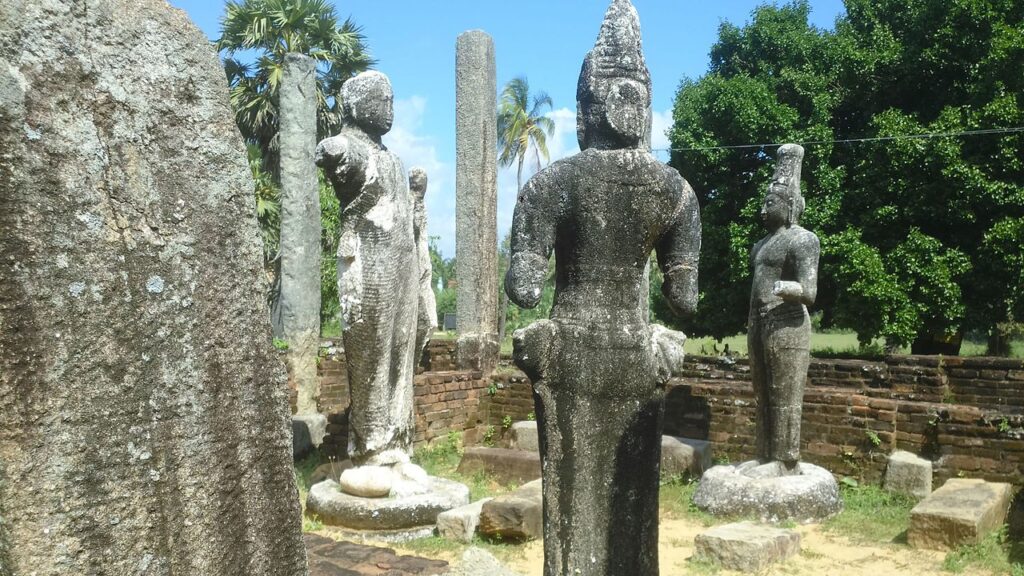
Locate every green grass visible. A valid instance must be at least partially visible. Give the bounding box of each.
[823,484,916,543]
[295,451,325,532]
[659,476,720,526]
[942,527,1024,575]
[685,331,1024,359]
[412,431,519,502]
[401,534,529,564]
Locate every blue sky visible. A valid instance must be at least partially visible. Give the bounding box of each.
[168,0,845,258]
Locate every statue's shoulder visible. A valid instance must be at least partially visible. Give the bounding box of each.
[786,226,820,251]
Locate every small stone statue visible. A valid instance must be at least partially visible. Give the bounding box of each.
[314,71,419,476]
[504,1,700,574]
[410,167,438,357]
[692,144,839,523]
[748,143,819,471]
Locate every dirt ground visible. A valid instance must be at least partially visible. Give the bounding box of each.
[387,512,994,576]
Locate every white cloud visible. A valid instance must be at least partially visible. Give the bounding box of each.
[651,108,673,162]
[382,96,457,257]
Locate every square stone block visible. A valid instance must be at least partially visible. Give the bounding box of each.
[510,421,539,452]
[694,521,801,572]
[437,498,491,542]
[457,447,541,485]
[661,435,713,477]
[884,450,932,499]
[908,478,1012,550]
[479,480,543,541]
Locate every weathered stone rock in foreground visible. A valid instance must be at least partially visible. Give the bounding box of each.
[661,435,713,477]
[306,478,469,531]
[694,461,841,523]
[693,521,801,572]
[0,1,307,574]
[908,478,1012,550]
[478,480,543,541]
[442,547,523,576]
[509,421,539,452]
[437,498,492,542]
[455,29,499,373]
[457,447,541,484]
[278,52,322,414]
[885,450,933,499]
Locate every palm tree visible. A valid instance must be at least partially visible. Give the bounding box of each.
[497,76,555,192]
[216,0,373,174]
[497,77,555,344]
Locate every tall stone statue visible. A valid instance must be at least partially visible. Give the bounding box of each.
[309,74,468,530]
[504,1,700,574]
[693,144,840,523]
[314,71,419,469]
[410,167,439,356]
[748,143,819,469]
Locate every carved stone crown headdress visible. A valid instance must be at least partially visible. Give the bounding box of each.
[577,0,652,151]
[770,143,806,224]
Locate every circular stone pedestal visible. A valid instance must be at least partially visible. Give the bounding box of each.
[306,477,470,536]
[693,460,842,523]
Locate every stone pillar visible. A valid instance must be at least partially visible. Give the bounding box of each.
[278,53,323,417]
[0,1,308,574]
[455,30,500,373]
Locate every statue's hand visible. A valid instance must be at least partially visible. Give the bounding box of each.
[512,320,556,382]
[662,273,697,317]
[315,135,366,192]
[505,253,548,309]
[773,280,804,302]
[651,324,687,384]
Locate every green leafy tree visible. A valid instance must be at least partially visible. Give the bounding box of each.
[497,76,556,191]
[429,237,457,326]
[216,0,373,173]
[668,0,1024,353]
[497,77,556,341]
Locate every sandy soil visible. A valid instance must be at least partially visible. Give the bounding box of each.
[386,511,993,576]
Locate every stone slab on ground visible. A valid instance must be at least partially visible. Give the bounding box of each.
[307,478,469,531]
[661,435,713,477]
[437,498,492,542]
[442,547,523,576]
[693,460,842,523]
[294,413,329,460]
[457,447,541,484]
[908,478,1013,550]
[305,533,448,575]
[884,450,932,499]
[478,480,543,541]
[693,521,801,572]
[509,421,538,452]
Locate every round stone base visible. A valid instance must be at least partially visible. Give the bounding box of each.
[306,477,470,531]
[693,460,842,523]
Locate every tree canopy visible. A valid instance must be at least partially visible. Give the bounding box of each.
[668,0,1024,353]
[216,0,373,173]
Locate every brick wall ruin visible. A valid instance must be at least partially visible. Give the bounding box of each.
[303,340,1024,486]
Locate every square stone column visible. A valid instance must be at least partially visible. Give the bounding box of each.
[455,30,500,372]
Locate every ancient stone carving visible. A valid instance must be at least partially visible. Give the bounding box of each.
[410,167,439,356]
[693,144,840,523]
[0,1,307,573]
[504,1,700,574]
[748,143,819,469]
[455,30,500,372]
[315,71,419,469]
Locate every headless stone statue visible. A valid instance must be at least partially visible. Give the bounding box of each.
[315,72,419,472]
[505,1,700,574]
[748,144,820,470]
[410,167,439,356]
